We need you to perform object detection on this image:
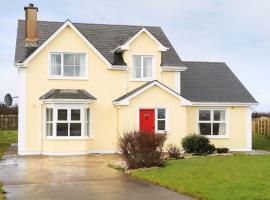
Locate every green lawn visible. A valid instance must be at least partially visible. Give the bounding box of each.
[0,131,17,200]
[132,133,270,200]
[253,133,270,151]
[132,155,270,200]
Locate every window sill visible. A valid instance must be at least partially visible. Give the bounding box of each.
[48,76,88,81]
[43,137,92,140]
[205,135,230,139]
[156,131,168,134]
[130,78,154,82]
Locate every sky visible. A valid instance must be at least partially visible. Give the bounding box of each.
[0,0,269,111]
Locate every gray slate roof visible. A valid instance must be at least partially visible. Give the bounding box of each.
[40,89,97,100]
[15,20,184,66]
[181,62,257,103]
[113,62,257,103]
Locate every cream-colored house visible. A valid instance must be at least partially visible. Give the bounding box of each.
[14,4,257,155]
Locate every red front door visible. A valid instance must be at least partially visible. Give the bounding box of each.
[140,109,155,133]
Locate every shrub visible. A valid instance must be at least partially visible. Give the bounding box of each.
[181,134,215,155]
[216,147,229,154]
[118,131,166,169]
[166,144,181,159]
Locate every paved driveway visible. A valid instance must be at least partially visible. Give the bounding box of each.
[0,154,195,200]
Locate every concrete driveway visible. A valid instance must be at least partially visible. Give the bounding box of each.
[0,154,195,200]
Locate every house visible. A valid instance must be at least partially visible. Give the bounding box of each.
[14,4,257,155]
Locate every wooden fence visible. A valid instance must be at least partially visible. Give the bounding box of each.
[0,115,18,130]
[253,117,270,136]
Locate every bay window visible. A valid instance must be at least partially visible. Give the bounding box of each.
[45,105,90,138]
[132,55,153,80]
[198,109,227,137]
[50,53,87,78]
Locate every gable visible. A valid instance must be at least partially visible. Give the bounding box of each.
[113,81,191,106]
[117,28,168,52]
[128,32,161,53]
[22,21,112,67]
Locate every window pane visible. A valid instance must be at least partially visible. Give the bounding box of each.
[64,65,75,76]
[58,109,67,120]
[70,123,81,136]
[64,54,74,66]
[86,108,90,121]
[213,123,226,135]
[158,109,165,119]
[79,54,86,77]
[199,123,211,135]
[51,54,61,76]
[214,110,225,121]
[75,66,81,77]
[85,108,90,136]
[75,54,81,65]
[57,123,68,136]
[157,120,165,131]
[46,123,53,136]
[85,122,89,136]
[143,57,152,78]
[71,109,80,121]
[46,108,53,121]
[199,110,211,121]
[133,56,141,78]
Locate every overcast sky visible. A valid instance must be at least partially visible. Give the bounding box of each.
[0,0,269,111]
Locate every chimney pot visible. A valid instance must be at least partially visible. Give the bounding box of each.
[24,3,38,47]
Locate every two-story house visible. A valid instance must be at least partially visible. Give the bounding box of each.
[14,4,257,155]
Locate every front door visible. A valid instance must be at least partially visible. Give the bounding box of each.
[140,109,155,133]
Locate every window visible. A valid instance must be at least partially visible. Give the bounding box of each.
[198,109,227,137]
[132,55,153,80]
[50,53,86,78]
[46,108,53,136]
[157,108,166,131]
[45,106,90,138]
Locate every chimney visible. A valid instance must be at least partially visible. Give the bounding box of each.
[24,3,38,47]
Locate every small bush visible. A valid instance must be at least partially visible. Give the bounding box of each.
[166,144,181,159]
[181,134,215,155]
[216,148,229,154]
[118,131,166,169]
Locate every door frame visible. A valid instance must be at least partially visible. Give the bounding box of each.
[136,106,169,134]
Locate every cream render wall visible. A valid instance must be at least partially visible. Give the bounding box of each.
[25,26,125,153]
[187,106,248,149]
[117,86,187,145]
[23,24,250,154]
[24,26,178,154]
[122,32,176,91]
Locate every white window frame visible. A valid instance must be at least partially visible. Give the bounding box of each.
[197,108,229,138]
[137,107,169,134]
[48,51,88,80]
[131,55,155,81]
[43,104,91,139]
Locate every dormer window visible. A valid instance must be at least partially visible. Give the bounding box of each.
[49,52,87,79]
[132,55,154,80]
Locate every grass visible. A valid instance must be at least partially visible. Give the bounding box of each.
[131,134,270,200]
[253,133,270,151]
[131,155,270,200]
[0,131,17,200]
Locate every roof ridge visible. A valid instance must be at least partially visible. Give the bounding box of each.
[17,19,161,28]
[183,61,226,64]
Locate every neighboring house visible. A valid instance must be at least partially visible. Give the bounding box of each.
[15,4,257,155]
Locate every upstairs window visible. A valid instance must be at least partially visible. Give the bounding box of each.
[50,53,86,78]
[132,55,153,80]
